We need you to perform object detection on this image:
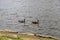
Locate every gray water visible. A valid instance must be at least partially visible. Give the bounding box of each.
[0,0,60,38]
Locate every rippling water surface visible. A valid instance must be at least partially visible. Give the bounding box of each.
[0,0,60,38]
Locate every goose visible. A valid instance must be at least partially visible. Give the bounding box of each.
[18,19,25,23]
[32,20,39,24]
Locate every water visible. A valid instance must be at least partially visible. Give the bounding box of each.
[0,0,60,38]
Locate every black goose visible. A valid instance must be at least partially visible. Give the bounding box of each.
[32,20,39,24]
[18,19,25,23]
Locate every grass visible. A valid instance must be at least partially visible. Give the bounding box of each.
[0,31,58,40]
[0,36,23,40]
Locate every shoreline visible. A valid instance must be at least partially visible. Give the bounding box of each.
[0,29,59,40]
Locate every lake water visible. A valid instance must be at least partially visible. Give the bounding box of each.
[0,0,60,38]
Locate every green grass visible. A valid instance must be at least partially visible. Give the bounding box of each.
[0,32,58,40]
[0,36,23,40]
[40,37,56,40]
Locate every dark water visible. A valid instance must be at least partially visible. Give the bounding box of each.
[0,0,60,38]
